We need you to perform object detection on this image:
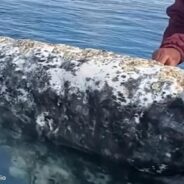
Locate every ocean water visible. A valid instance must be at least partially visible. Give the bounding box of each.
[1,0,184,184]
[0,0,173,58]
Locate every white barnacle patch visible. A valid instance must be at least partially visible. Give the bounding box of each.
[1,45,20,57]
[137,168,151,173]
[134,115,140,124]
[0,85,7,94]
[17,88,29,102]
[33,46,53,59]
[75,59,131,105]
[157,164,168,174]
[36,112,55,136]
[47,55,132,105]
[48,68,73,95]
[13,58,26,71]
[165,152,171,158]
[122,64,183,108]
[36,113,47,127]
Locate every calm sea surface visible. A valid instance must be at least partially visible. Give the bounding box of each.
[1,0,183,184]
[0,0,173,58]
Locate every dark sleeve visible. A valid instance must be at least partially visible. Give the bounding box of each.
[161,0,184,61]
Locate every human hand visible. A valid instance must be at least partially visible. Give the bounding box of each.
[152,48,181,66]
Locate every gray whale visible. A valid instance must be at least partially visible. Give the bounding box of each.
[0,36,184,174]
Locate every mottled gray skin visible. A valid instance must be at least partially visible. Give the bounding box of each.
[0,129,179,184]
[0,36,184,174]
[0,129,113,184]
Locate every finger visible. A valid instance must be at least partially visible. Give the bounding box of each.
[158,55,169,64]
[165,59,178,66]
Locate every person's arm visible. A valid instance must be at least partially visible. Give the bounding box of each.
[152,0,184,66]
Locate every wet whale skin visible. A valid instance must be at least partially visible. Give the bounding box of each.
[0,36,184,174]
